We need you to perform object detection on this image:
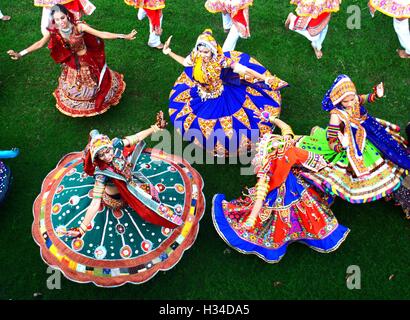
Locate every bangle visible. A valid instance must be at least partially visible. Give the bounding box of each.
[79,223,87,234]
[269,115,278,124]
[19,49,28,57]
[117,34,126,39]
[163,48,172,55]
[125,134,140,146]
[281,127,294,137]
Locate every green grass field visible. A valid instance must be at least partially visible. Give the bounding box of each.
[0,0,409,300]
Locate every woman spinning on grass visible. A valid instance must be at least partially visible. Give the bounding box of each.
[32,111,206,286]
[8,4,136,117]
[164,29,288,157]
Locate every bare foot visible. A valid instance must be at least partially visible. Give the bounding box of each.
[1,15,11,21]
[312,44,323,59]
[155,43,164,49]
[285,12,293,30]
[397,49,410,59]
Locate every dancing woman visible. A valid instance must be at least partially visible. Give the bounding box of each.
[296,75,409,203]
[32,112,205,286]
[285,0,342,59]
[205,0,253,51]
[124,0,165,49]
[164,29,288,157]
[368,0,410,58]
[8,4,136,117]
[212,118,349,263]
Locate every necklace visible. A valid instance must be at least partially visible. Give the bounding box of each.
[60,25,73,37]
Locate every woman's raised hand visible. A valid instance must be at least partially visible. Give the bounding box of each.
[125,29,137,41]
[163,36,172,55]
[375,82,384,98]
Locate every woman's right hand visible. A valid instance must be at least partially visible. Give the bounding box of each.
[162,36,172,55]
[7,50,21,60]
[125,29,137,41]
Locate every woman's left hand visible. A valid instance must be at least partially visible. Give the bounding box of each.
[265,76,277,88]
[253,110,273,123]
[125,29,137,41]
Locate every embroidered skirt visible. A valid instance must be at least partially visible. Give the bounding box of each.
[32,149,205,287]
[54,59,126,117]
[296,126,405,203]
[169,51,288,157]
[212,172,349,263]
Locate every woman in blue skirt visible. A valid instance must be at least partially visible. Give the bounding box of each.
[212,118,349,263]
[163,29,288,157]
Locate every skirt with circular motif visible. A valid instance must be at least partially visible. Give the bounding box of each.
[32,149,205,287]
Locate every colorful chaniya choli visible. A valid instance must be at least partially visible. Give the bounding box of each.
[0,149,19,205]
[205,0,253,38]
[368,0,410,18]
[296,75,409,203]
[124,0,165,9]
[169,50,288,157]
[290,0,341,18]
[212,134,349,263]
[124,0,165,33]
[48,21,125,117]
[289,0,341,36]
[32,141,205,287]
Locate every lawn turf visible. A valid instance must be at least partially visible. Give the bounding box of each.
[0,0,409,300]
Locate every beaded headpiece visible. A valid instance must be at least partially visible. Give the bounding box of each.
[89,130,112,161]
[322,74,357,111]
[195,29,222,57]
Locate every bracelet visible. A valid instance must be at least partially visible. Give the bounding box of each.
[79,223,87,234]
[281,127,294,137]
[117,34,126,39]
[269,115,278,124]
[125,134,140,146]
[255,181,269,200]
[19,49,28,57]
[163,48,172,55]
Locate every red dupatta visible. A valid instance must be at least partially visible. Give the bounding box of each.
[47,18,113,113]
[83,145,178,229]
